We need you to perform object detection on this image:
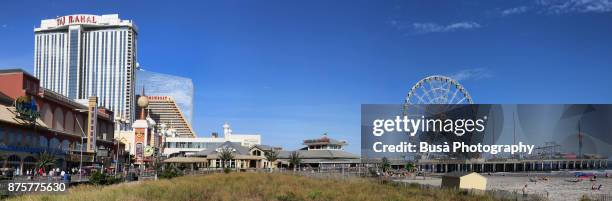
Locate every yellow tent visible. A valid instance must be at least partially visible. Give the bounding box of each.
[441,172,487,191]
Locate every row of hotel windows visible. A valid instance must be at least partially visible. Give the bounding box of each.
[0,126,83,152]
[164,142,222,149]
[34,33,68,96]
[80,29,133,118]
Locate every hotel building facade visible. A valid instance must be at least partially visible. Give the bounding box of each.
[33,14,138,126]
[135,96,196,137]
[0,69,126,175]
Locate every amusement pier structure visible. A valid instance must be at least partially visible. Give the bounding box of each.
[397,75,609,173]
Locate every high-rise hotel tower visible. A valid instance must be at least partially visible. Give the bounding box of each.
[34,14,137,125]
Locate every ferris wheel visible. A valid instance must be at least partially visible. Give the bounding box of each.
[403,75,474,160]
[405,75,473,105]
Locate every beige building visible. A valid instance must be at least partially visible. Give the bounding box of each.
[441,172,487,191]
[278,133,360,169]
[162,122,261,156]
[163,141,281,170]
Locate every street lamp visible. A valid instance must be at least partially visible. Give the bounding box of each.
[75,119,86,181]
[74,109,89,181]
[114,140,119,175]
[127,143,132,176]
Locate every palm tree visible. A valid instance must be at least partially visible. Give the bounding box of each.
[405,162,415,172]
[37,151,57,173]
[288,151,301,172]
[264,150,278,172]
[218,146,234,169]
[380,157,390,173]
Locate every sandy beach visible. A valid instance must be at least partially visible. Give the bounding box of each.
[397,171,612,201]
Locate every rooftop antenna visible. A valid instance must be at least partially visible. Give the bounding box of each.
[490,111,496,159]
[513,111,516,144]
[513,111,517,158]
[492,111,495,144]
[578,120,583,159]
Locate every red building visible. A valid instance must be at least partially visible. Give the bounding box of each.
[0,69,125,175]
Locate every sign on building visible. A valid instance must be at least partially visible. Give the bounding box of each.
[87,97,98,152]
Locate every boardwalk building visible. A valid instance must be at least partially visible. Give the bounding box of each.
[0,69,125,175]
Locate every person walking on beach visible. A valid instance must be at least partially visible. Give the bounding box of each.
[592,184,603,191]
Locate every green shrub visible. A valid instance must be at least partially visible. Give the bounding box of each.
[89,172,107,185]
[89,172,123,185]
[307,190,322,200]
[276,192,301,201]
[159,164,183,179]
[107,176,124,184]
[223,167,231,174]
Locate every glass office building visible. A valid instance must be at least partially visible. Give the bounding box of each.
[135,69,194,123]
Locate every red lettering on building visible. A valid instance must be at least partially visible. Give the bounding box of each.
[56,15,99,26]
[56,16,66,26]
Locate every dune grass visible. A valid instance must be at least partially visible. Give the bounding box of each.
[9,173,502,201]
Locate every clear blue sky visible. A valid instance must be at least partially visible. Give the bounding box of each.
[1,0,611,154]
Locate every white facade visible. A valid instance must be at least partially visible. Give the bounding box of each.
[163,123,261,156]
[34,14,137,125]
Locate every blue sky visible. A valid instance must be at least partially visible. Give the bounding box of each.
[1,0,611,154]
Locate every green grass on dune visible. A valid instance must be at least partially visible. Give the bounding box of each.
[9,173,502,201]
